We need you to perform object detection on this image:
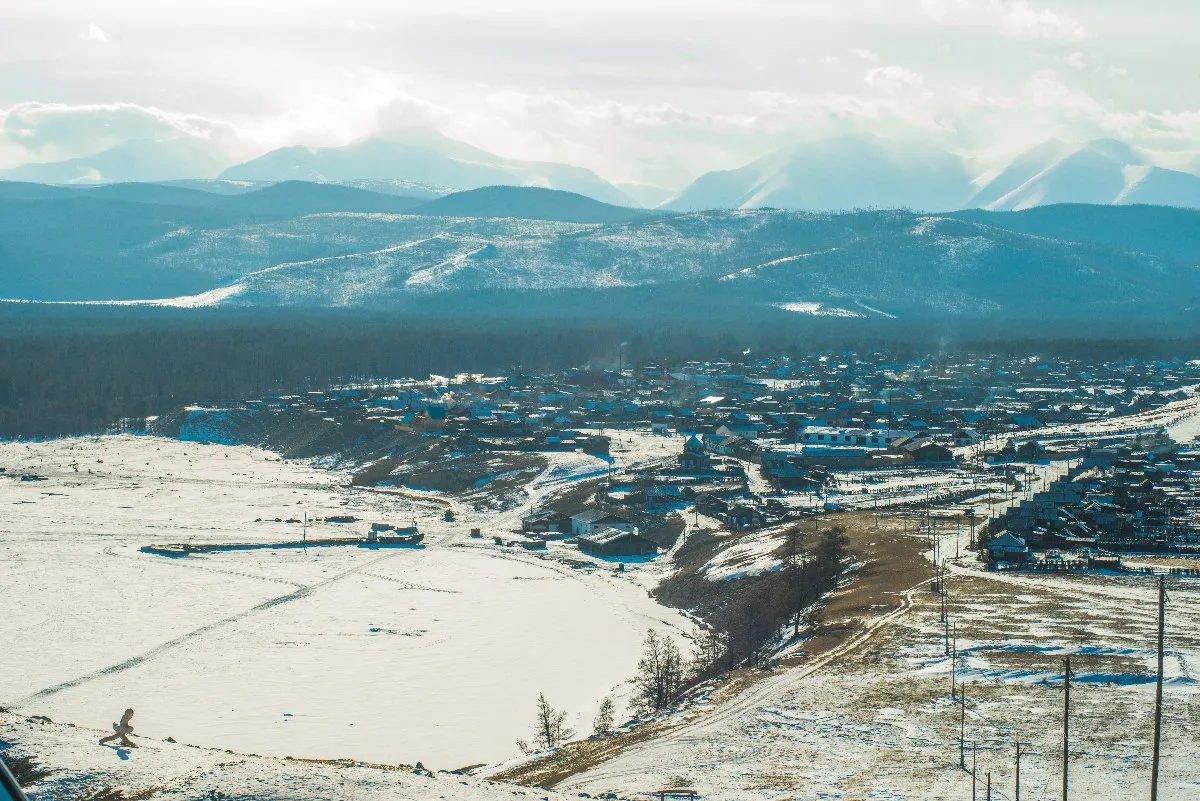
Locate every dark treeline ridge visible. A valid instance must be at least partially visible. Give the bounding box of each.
[3,306,1200,438]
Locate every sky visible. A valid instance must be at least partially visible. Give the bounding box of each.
[2,0,1200,188]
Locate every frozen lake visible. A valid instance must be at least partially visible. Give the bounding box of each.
[0,436,690,767]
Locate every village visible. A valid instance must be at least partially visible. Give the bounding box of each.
[5,349,1200,800]
[157,351,1200,567]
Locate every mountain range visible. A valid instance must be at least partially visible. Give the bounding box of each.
[8,128,1200,214]
[3,178,1200,327]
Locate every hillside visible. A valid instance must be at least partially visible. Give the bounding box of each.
[5,193,1200,325]
[410,185,650,223]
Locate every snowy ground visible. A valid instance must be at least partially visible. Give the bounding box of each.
[0,436,692,771]
[0,709,581,801]
[560,519,1200,800]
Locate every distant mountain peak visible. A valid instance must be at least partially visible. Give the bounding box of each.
[220,131,635,207]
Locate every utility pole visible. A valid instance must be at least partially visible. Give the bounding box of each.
[972,742,978,801]
[960,682,967,770]
[951,624,958,699]
[1151,575,1166,801]
[986,772,991,801]
[1063,655,1072,801]
[1015,740,1021,801]
[942,561,950,656]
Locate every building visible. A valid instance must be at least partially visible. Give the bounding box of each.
[577,527,659,558]
[986,533,1030,566]
[570,509,635,537]
[907,442,956,465]
[801,426,909,449]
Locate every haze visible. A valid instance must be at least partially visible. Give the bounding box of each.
[3,0,1200,188]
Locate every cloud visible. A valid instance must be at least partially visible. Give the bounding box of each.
[1063,51,1085,70]
[0,101,243,168]
[86,23,108,43]
[865,66,926,94]
[920,0,1087,41]
[852,48,880,62]
[1025,70,1099,112]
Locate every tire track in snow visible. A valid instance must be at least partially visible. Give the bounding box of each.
[4,550,405,709]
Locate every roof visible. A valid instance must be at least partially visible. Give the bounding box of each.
[579,527,651,547]
[989,533,1028,550]
[571,508,628,524]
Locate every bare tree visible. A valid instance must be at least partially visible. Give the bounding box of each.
[516,693,575,754]
[632,630,689,715]
[593,697,615,736]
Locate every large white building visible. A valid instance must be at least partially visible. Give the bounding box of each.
[800,426,911,449]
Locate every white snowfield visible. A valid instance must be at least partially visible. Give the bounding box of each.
[0,710,578,801]
[0,436,692,771]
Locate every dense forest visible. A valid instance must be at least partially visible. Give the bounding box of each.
[3,307,1200,438]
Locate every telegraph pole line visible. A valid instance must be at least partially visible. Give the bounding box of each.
[1063,655,1072,801]
[951,624,958,699]
[942,561,950,655]
[1014,740,1021,801]
[960,682,967,770]
[1151,575,1166,801]
[972,742,978,801]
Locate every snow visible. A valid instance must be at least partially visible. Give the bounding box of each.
[772,301,866,318]
[1,709,578,801]
[701,527,790,582]
[0,285,243,308]
[560,540,1200,801]
[0,436,692,770]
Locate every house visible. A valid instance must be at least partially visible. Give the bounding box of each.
[907,442,956,465]
[570,509,635,537]
[521,509,572,535]
[716,421,760,440]
[724,503,764,529]
[577,527,659,558]
[986,533,1030,565]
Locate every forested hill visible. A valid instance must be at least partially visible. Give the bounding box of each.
[3,179,1200,326]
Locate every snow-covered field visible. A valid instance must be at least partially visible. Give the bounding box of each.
[561,527,1200,801]
[0,436,692,769]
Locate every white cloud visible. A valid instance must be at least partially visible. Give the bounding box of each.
[1025,70,1099,112]
[1063,51,1085,70]
[920,0,1087,41]
[852,48,880,62]
[865,65,926,94]
[86,23,108,43]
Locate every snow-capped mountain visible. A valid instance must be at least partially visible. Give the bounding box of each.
[970,139,1200,210]
[663,135,975,212]
[220,128,638,207]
